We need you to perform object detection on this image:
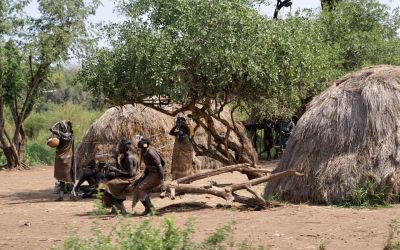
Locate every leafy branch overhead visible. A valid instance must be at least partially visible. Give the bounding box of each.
[79,0,337,119]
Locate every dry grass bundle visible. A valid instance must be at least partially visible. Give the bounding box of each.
[265,65,400,204]
[75,104,257,178]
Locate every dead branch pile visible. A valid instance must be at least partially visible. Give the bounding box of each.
[161,163,303,208]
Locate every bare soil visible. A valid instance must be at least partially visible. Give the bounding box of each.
[0,163,399,250]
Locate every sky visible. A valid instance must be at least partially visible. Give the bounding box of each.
[26,0,400,23]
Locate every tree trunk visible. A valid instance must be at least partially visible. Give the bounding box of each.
[1,145,21,168]
[13,126,28,161]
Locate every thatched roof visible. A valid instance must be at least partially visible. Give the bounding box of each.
[76,104,257,178]
[265,65,400,204]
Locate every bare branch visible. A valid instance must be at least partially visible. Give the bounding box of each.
[175,163,250,184]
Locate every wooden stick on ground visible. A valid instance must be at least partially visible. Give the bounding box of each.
[165,168,303,208]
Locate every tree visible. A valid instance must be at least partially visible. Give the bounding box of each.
[78,0,337,167]
[320,0,400,71]
[0,0,99,168]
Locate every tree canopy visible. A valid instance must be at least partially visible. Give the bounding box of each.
[0,0,99,168]
[79,0,340,118]
[78,0,400,165]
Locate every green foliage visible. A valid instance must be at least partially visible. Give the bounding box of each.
[79,0,337,120]
[24,143,54,166]
[384,219,400,250]
[79,0,400,121]
[61,217,264,250]
[0,0,100,167]
[337,178,393,208]
[320,0,400,71]
[91,189,109,216]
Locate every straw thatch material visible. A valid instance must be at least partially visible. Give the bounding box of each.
[76,104,257,179]
[265,65,400,204]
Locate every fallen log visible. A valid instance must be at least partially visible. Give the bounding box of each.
[164,168,303,208]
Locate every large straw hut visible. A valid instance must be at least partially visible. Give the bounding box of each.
[265,65,400,204]
[76,104,257,179]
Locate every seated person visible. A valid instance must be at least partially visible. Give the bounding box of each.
[72,160,107,199]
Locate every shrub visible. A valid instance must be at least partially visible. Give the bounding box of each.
[337,178,394,208]
[61,217,264,250]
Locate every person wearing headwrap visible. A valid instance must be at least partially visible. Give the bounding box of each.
[169,116,194,179]
[50,120,74,201]
[131,137,166,215]
[101,139,138,215]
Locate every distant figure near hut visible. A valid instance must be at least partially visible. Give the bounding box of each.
[169,116,194,179]
[49,120,74,201]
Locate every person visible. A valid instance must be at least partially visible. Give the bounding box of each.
[261,119,275,160]
[131,137,166,216]
[101,139,138,215]
[71,160,107,199]
[169,116,194,179]
[50,120,74,201]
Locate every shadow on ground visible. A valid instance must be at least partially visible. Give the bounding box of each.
[0,188,59,204]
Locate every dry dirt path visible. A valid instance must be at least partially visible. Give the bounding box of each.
[0,166,399,250]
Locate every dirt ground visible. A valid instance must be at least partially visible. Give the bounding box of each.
[0,163,399,250]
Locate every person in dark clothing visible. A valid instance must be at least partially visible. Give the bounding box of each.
[101,139,138,215]
[131,137,165,216]
[169,116,194,179]
[261,119,275,160]
[50,120,74,201]
[71,160,108,199]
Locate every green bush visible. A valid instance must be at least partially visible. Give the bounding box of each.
[337,178,395,208]
[61,217,264,250]
[24,143,54,165]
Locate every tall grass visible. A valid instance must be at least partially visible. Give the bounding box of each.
[336,178,393,208]
[0,102,102,166]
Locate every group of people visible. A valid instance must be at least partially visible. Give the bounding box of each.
[49,116,194,216]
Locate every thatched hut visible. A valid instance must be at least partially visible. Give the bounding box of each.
[265,65,400,204]
[76,104,257,179]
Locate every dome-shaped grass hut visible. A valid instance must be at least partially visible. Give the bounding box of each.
[76,104,257,179]
[265,65,400,204]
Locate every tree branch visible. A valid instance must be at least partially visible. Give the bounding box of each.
[164,168,303,208]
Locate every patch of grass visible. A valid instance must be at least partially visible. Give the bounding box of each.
[60,217,265,250]
[91,189,109,216]
[384,218,400,250]
[336,179,393,209]
[266,193,288,205]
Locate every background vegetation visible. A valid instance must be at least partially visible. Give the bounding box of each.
[0,69,102,166]
[1,0,400,167]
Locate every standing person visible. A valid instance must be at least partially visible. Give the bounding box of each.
[50,120,74,201]
[131,137,166,216]
[101,139,138,215]
[169,116,194,179]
